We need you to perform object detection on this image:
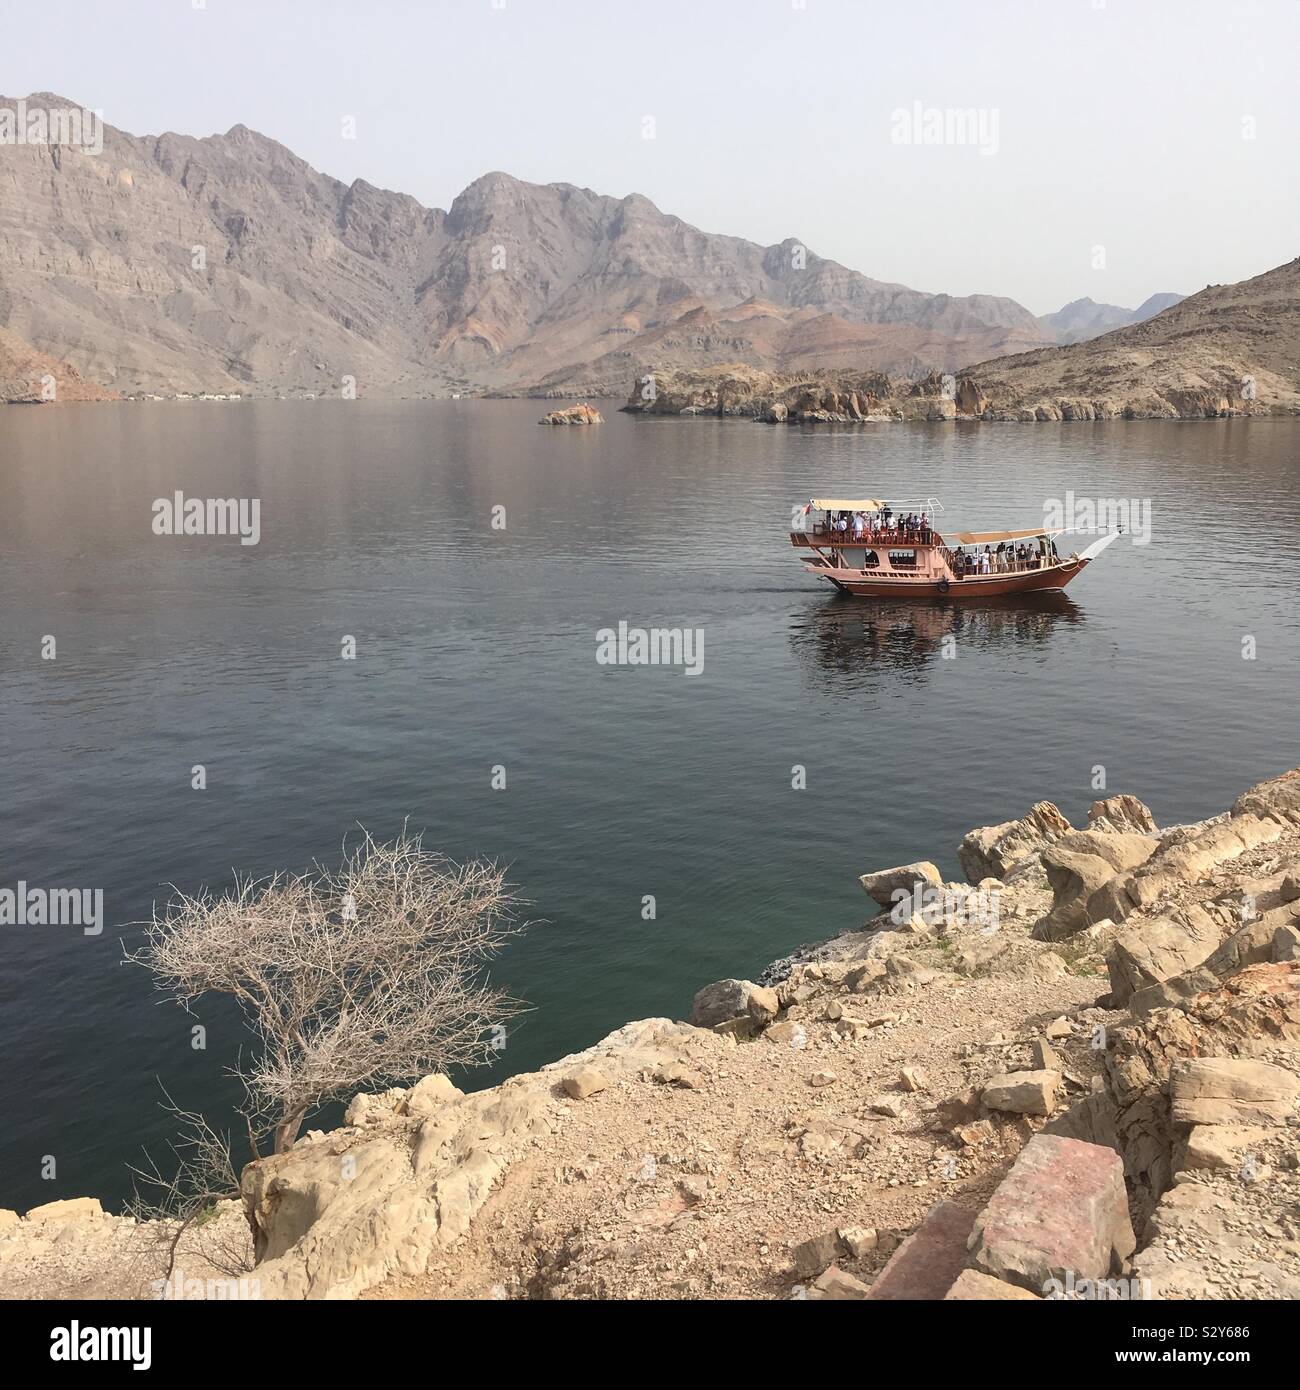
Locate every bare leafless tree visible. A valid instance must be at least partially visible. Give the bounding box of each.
[122,1089,255,1288]
[128,828,526,1156]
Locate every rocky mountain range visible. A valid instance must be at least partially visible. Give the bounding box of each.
[0,92,1053,402]
[1036,292,1185,346]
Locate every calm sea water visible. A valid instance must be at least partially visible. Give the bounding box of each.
[3,401,1299,1209]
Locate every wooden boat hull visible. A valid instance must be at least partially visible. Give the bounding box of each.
[808,558,1091,598]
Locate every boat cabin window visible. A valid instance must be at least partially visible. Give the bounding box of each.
[862,549,879,568]
[889,550,917,569]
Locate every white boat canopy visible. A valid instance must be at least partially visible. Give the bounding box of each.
[944,527,1064,545]
[809,497,886,512]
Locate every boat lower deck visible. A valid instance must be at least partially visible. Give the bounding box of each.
[809,557,1090,597]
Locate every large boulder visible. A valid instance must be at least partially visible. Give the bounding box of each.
[1129,908,1293,1014]
[1181,1124,1271,1171]
[1155,814,1282,884]
[689,978,779,1029]
[1168,1057,1299,1127]
[403,1074,464,1117]
[1045,830,1157,893]
[1087,795,1158,835]
[968,1134,1136,1292]
[958,802,1072,883]
[858,861,942,911]
[1033,830,1158,940]
[981,1069,1061,1116]
[1107,908,1222,1005]
[561,1067,606,1100]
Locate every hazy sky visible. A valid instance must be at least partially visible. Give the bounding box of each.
[11,0,1298,313]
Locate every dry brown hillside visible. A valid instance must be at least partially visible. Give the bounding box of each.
[959,258,1300,420]
[622,259,1300,423]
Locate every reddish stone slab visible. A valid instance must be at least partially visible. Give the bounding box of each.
[969,1133,1135,1293]
[866,1201,976,1300]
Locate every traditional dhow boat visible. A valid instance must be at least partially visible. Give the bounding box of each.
[791,497,1118,598]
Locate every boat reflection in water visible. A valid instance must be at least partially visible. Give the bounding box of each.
[789,590,1084,697]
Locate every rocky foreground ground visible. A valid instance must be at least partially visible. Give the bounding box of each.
[4,771,1300,1301]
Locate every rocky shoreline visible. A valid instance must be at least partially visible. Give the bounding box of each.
[620,261,1300,425]
[621,364,1283,425]
[3,771,1300,1300]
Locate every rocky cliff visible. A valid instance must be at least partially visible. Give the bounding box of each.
[0,92,1049,403]
[5,770,1300,1301]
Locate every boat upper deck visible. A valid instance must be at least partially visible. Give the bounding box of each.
[792,526,939,547]
[791,524,1061,548]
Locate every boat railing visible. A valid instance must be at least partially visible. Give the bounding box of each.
[941,548,1060,577]
[797,525,938,545]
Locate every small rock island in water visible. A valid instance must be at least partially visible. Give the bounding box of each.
[538,402,604,426]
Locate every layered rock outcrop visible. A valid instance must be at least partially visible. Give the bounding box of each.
[240,1018,722,1298]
